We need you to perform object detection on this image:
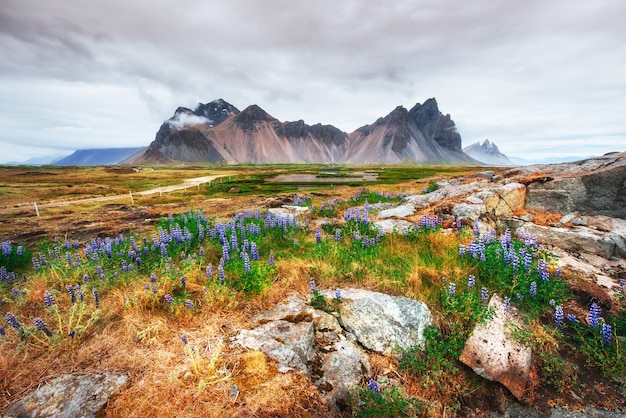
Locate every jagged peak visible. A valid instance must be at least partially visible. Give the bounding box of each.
[239,104,275,121]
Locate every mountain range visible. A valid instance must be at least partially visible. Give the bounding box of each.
[128,98,480,165]
[463,139,515,166]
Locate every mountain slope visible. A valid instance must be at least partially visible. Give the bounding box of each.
[463,139,515,166]
[132,98,478,165]
[55,147,147,166]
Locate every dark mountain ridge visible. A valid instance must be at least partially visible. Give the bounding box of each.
[130,98,480,165]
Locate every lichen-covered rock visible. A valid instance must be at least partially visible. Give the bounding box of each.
[452,202,486,219]
[373,219,413,234]
[460,294,532,400]
[377,204,415,219]
[5,373,128,418]
[323,288,432,355]
[318,339,370,411]
[505,219,618,259]
[232,318,315,373]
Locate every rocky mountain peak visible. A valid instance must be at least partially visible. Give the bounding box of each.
[408,98,462,151]
[193,98,240,125]
[463,139,514,166]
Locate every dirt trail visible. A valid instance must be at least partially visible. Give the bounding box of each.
[2,175,227,211]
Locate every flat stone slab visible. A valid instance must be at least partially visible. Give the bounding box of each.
[377,204,415,219]
[5,373,128,418]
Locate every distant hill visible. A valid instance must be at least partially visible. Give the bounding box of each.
[54,147,147,166]
[509,155,595,165]
[463,139,514,166]
[129,98,479,165]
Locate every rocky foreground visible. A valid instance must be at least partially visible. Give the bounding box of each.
[4,152,626,417]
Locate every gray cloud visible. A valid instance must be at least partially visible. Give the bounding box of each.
[1,0,625,162]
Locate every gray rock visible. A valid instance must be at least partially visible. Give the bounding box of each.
[560,213,579,224]
[490,404,626,418]
[504,219,618,259]
[572,216,588,226]
[465,195,484,204]
[233,319,315,373]
[460,294,532,401]
[475,170,495,179]
[5,373,128,418]
[373,219,413,234]
[319,339,371,411]
[524,152,626,219]
[323,288,432,355]
[377,204,415,219]
[452,203,486,219]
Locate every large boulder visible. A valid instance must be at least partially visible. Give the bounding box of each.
[480,182,526,217]
[504,219,618,259]
[322,288,432,355]
[5,373,128,418]
[232,295,371,412]
[523,152,626,219]
[460,295,533,401]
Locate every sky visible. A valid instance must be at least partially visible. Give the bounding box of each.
[1,0,625,163]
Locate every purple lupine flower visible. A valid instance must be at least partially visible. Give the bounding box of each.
[567,314,578,323]
[180,276,187,289]
[144,283,150,290]
[367,378,381,396]
[184,299,194,309]
[218,265,225,284]
[100,273,106,281]
[205,264,213,278]
[529,281,537,297]
[315,227,322,244]
[181,334,188,345]
[268,251,275,266]
[503,297,511,315]
[164,294,174,304]
[11,288,21,297]
[481,287,489,304]
[0,326,5,336]
[33,317,52,337]
[601,323,613,346]
[554,305,564,328]
[589,303,601,328]
[92,288,99,308]
[5,312,21,330]
[334,229,341,241]
[250,242,260,261]
[83,274,90,283]
[150,273,157,283]
[76,286,84,302]
[548,299,555,307]
[43,291,56,307]
[619,278,625,288]
[335,288,341,299]
[458,244,466,257]
[151,285,158,294]
[309,277,317,292]
[448,282,456,298]
[243,253,251,274]
[467,275,475,290]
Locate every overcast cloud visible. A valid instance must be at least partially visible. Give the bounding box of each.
[1,0,624,163]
